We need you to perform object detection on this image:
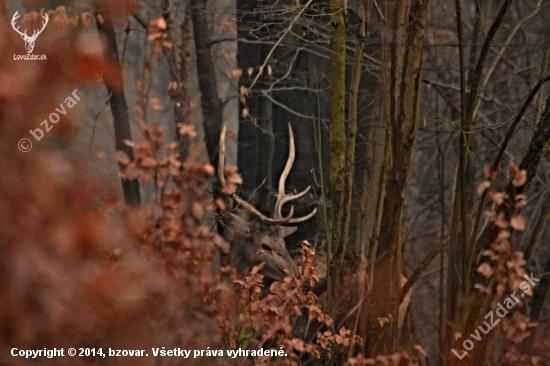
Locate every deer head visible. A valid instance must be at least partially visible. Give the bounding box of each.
[218,123,316,283]
[11,11,49,54]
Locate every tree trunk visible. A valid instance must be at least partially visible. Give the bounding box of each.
[190,0,224,167]
[328,0,347,267]
[94,0,141,206]
[373,0,429,353]
[327,0,347,328]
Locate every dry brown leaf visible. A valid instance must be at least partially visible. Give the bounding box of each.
[202,164,215,176]
[414,344,428,358]
[153,17,167,30]
[215,198,227,210]
[510,161,519,173]
[150,98,162,111]
[489,191,505,205]
[512,169,527,187]
[477,181,491,195]
[231,69,242,80]
[515,194,527,209]
[179,124,197,137]
[114,150,130,165]
[376,316,391,328]
[477,262,493,277]
[483,165,496,180]
[510,215,526,231]
[192,202,204,220]
[141,157,157,168]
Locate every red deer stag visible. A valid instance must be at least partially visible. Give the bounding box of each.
[218,123,316,283]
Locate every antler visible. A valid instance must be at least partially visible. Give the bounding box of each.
[11,11,26,38]
[28,13,48,40]
[11,11,48,40]
[218,123,316,225]
[272,123,317,223]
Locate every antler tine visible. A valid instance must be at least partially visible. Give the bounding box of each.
[286,207,317,224]
[38,13,48,32]
[273,123,317,224]
[273,123,295,220]
[232,195,294,224]
[218,123,293,225]
[276,185,311,208]
[11,11,27,37]
[218,124,227,189]
[11,11,48,39]
[29,13,48,40]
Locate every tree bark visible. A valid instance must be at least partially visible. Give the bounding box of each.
[329,0,347,264]
[339,13,366,264]
[94,0,141,206]
[374,0,429,352]
[190,0,224,167]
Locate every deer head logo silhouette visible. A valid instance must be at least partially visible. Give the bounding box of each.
[11,11,49,54]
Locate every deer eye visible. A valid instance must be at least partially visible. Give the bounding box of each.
[261,243,272,252]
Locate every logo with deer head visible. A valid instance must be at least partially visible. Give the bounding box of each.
[11,11,49,54]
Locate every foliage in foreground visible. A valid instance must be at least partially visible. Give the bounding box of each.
[0,115,359,366]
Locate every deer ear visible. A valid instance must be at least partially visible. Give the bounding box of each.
[280,226,297,238]
[222,212,251,240]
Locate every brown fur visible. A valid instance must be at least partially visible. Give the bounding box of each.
[221,212,298,283]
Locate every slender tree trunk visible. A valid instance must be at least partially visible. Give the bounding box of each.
[446,0,467,357]
[190,0,224,167]
[446,1,515,362]
[329,0,347,262]
[161,0,193,162]
[327,0,348,331]
[94,0,141,206]
[340,2,371,358]
[374,0,429,352]
[339,6,367,268]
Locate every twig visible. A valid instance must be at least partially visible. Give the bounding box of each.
[247,0,314,92]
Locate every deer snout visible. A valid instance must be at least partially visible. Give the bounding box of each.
[258,244,298,282]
